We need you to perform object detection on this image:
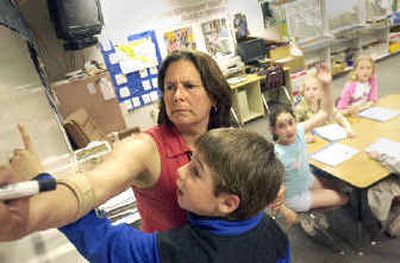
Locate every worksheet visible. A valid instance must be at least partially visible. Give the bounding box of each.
[365,138,400,157]
[311,143,359,167]
[313,123,347,142]
[358,107,399,122]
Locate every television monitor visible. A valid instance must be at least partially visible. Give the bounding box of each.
[47,0,103,50]
[236,38,267,64]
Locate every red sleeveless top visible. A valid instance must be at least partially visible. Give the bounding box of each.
[133,124,190,232]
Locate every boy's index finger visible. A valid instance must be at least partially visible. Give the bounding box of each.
[17,124,34,152]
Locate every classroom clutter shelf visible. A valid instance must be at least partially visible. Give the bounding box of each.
[270,0,400,80]
[229,74,265,125]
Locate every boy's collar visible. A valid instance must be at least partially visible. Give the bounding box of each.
[187,212,264,236]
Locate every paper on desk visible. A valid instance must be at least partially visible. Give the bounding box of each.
[365,138,400,157]
[313,123,347,142]
[311,143,359,167]
[358,107,399,122]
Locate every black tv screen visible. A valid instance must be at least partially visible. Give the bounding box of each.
[48,0,103,49]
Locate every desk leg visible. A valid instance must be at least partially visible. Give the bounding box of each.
[353,188,370,251]
[230,108,242,127]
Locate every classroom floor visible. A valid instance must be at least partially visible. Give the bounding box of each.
[244,53,400,263]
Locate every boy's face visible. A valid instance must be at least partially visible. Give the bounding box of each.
[356,60,373,83]
[303,79,321,102]
[176,152,230,217]
[272,112,297,145]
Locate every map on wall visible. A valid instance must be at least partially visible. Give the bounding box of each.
[100,30,163,112]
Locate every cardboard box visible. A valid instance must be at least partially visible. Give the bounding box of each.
[269,45,305,73]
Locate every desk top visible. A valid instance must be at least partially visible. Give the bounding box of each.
[228,74,265,90]
[308,94,400,188]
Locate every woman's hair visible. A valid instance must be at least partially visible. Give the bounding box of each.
[268,103,296,141]
[195,128,284,220]
[157,49,232,129]
[349,54,375,81]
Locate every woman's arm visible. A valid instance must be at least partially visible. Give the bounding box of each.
[2,127,161,240]
[303,65,333,134]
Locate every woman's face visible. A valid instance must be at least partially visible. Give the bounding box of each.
[163,60,215,129]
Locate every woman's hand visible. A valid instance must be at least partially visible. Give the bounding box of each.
[9,125,43,180]
[0,166,30,241]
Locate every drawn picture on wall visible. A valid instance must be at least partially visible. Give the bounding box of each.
[233,13,249,40]
[201,18,234,57]
[164,27,196,53]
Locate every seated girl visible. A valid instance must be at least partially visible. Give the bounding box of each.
[269,65,348,212]
[337,54,378,116]
[295,74,355,143]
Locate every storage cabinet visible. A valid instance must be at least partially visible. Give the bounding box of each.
[271,0,397,74]
[229,74,265,125]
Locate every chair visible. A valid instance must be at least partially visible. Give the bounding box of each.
[260,65,293,114]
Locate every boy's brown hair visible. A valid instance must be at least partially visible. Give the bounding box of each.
[195,128,284,220]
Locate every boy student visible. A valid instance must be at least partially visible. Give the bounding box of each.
[0,128,290,263]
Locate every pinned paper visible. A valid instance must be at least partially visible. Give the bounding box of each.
[99,34,112,51]
[87,82,96,94]
[142,80,151,90]
[142,94,151,104]
[109,53,119,64]
[151,78,158,88]
[149,66,158,75]
[150,91,159,102]
[115,74,127,85]
[123,99,133,111]
[116,37,159,74]
[99,78,116,100]
[132,97,141,108]
[119,86,131,98]
[139,69,148,78]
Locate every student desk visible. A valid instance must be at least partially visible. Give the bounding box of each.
[308,94,400,187]
[307,94,400,248]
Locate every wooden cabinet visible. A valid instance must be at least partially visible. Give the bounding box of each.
[229,74,265,125]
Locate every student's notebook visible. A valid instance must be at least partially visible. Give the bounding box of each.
[312,123,347,142]
[310,143,359,167]
[358,107,399,122]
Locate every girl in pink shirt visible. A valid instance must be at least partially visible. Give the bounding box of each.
[337,54,378,116]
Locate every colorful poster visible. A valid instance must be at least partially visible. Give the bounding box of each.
[164,27,196,53]
[201,18,234,57]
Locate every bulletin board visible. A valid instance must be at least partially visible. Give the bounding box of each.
[100,30,163,112]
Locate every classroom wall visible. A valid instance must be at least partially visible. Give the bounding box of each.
[10,0,271,132]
